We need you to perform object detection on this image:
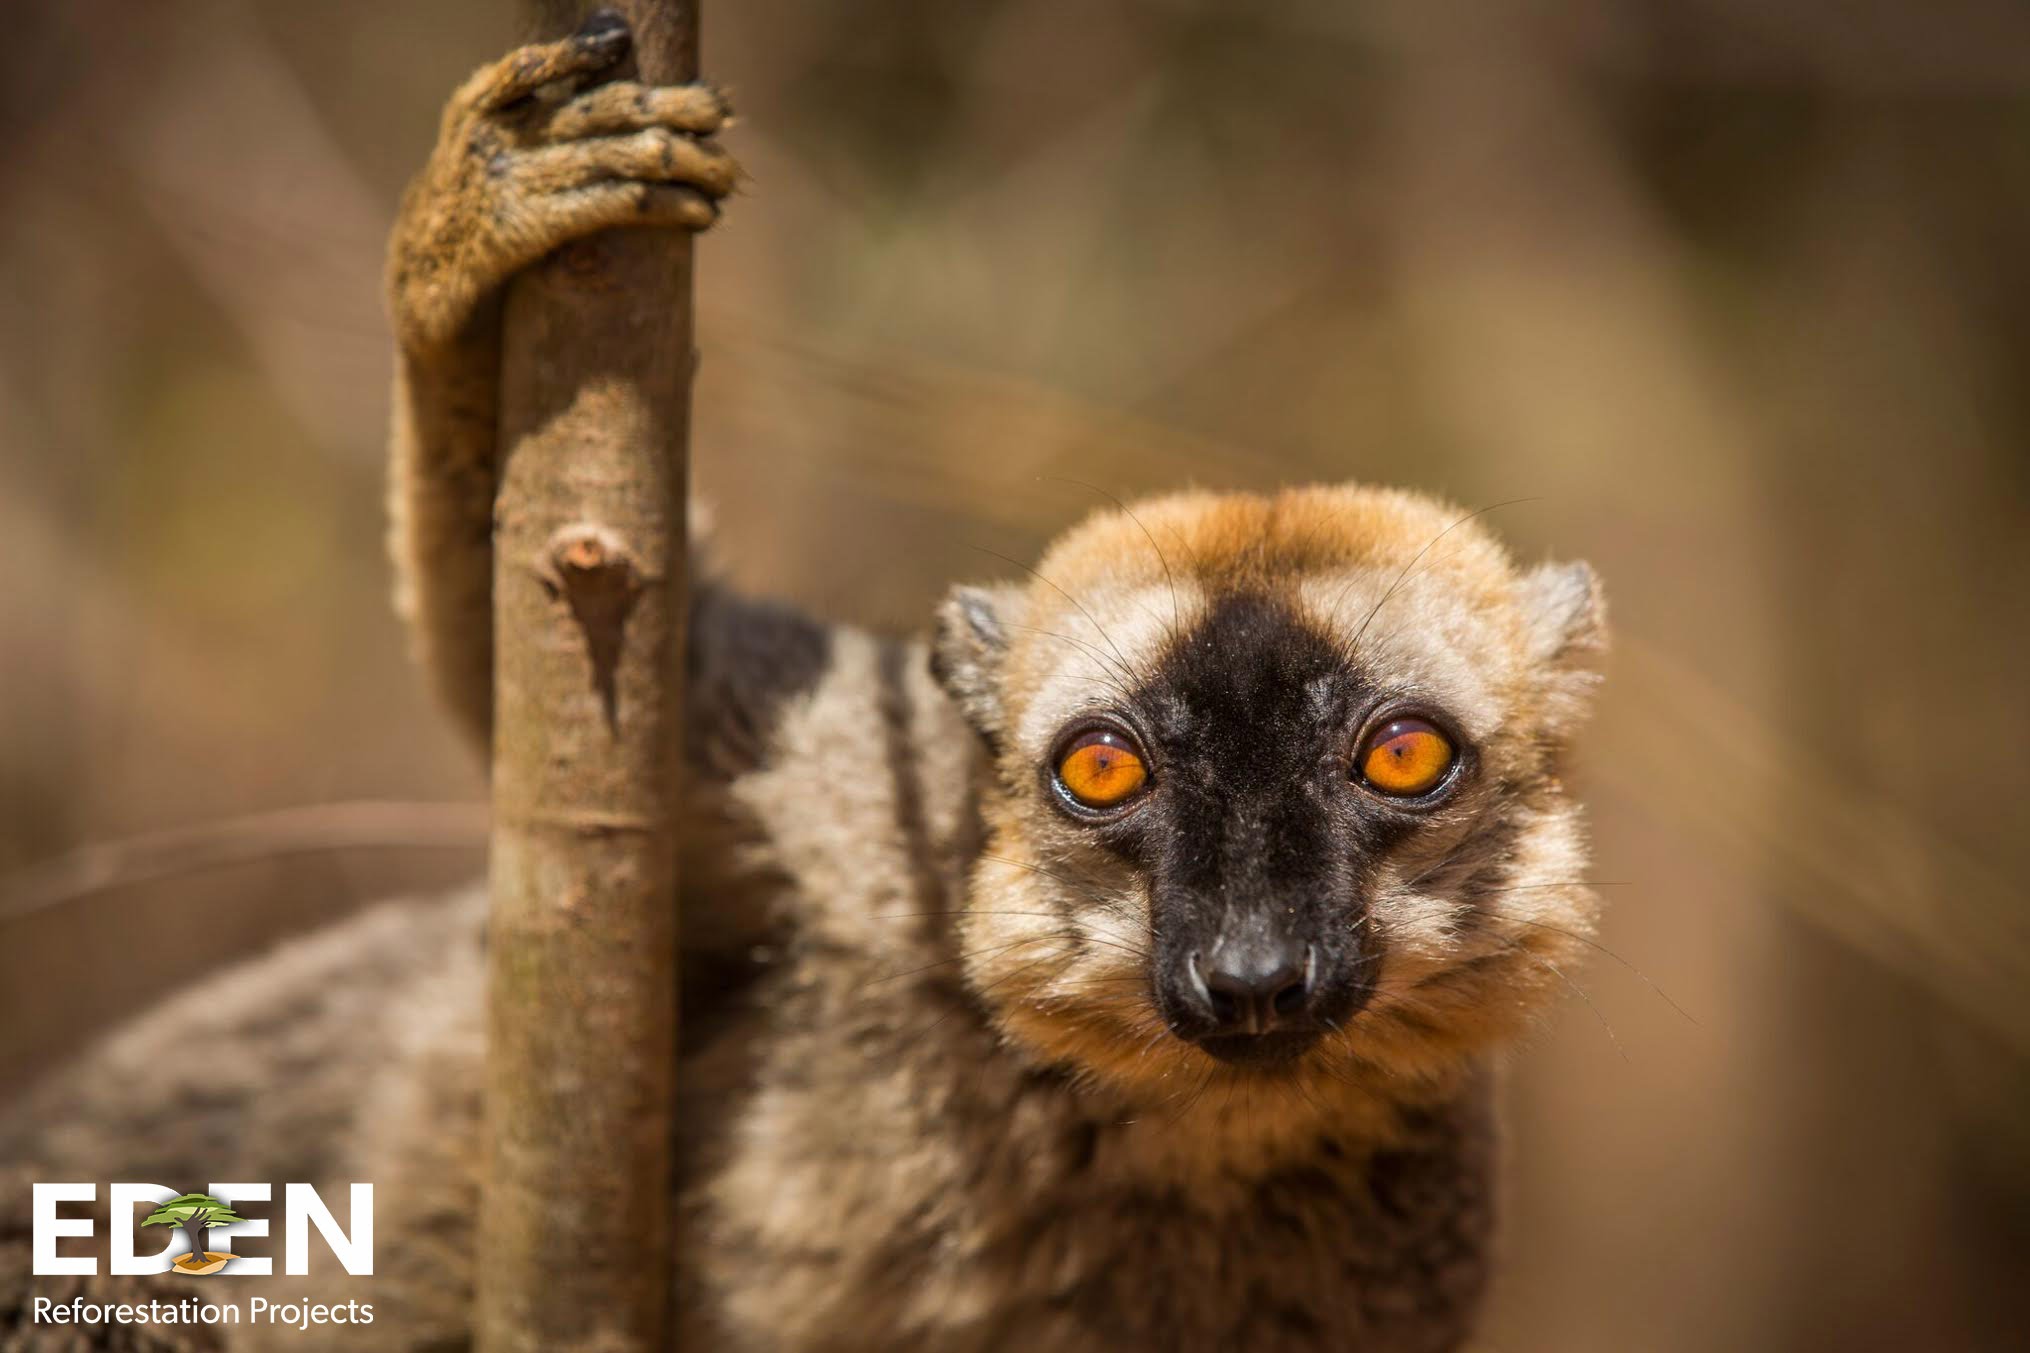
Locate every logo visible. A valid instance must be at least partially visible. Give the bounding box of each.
[31,1182,373,1277]
[142,1193,245,1275]
[29,1183,378,1332]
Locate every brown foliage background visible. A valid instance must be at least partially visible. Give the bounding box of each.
[2,1,2026,1347]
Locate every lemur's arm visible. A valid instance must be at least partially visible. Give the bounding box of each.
[386,14,736,754]
[386,18,830,964]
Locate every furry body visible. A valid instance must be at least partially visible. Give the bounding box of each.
[0,603,1504,1351]
[2,21,1603,1352]
[0,602,1505,1352]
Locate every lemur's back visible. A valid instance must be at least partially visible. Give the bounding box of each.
[0,583,875,1350]
[0,890,485,1350]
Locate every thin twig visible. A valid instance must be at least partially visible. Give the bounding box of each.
[0,800,488,924]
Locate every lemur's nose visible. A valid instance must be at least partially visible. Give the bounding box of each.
[1194,940,1314,1035]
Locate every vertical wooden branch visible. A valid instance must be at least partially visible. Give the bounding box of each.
[480,2,696,1350]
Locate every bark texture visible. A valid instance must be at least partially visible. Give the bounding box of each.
[479,3,696,1350]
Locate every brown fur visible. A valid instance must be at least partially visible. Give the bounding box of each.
[2,24,1605,1353]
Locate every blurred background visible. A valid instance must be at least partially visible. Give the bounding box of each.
[2,0,2026,1347]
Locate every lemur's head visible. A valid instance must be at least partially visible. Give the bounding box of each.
[931,485,1605,1105]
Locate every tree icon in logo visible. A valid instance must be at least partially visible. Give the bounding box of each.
[141,1193,247,1275]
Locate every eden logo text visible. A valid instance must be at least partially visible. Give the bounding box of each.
[31,1183,373,1276]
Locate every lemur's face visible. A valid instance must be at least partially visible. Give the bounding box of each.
[932,485,1605,1102]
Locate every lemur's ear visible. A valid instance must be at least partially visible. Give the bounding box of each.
[1518,560,1606,666]
[1518,560,1607,730]
[931,583,1027,746]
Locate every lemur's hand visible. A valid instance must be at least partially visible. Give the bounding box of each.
[388,10,736,353]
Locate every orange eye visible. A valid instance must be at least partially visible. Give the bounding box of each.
[1357,718,1456,798]
[1054,729,1149,809]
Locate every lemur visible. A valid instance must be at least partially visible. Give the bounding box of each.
[1,14,1606,1352]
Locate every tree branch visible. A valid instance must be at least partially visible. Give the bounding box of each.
[478,2,697,1350]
